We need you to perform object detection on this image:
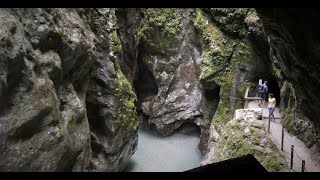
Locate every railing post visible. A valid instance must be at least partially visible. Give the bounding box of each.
[281,126,284,151]
[268,116,271,133]
[244,87,249,108]
[302,160,305,172]
[290,145,294,170]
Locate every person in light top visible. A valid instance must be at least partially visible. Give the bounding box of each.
[268,93,276,119]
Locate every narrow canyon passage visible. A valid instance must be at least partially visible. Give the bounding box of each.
[123,123,202,172]
[2,8,320,172]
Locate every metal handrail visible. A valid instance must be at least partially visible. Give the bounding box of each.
[243,86,308,172]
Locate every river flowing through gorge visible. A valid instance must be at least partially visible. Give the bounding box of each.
[123,123,202,172]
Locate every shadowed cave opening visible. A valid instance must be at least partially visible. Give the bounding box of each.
[133,54,158,129]
[204,86,220,101]
[133,54,158,128]
[254,75,281,106]
[174,122,201,135]
[203,84,221,117]
[267,76,281,105]
[249,43,281,106]
[133,62,158,102]
[199,85,221,153]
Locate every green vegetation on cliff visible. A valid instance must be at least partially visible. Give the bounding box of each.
[109,9,123,55]
[214,113,287,172]
[281,81,296,133]
[138,8,182,55]
[193,9,237,84]
[111,31,122,54]
[111,28,139,133]
[232,41,254,71]
[193,9,258,132]
[115,66,139,133]
[205,8,249,36]
[214,72,234,127]
[273,65,282,79]
[193,9,234,130]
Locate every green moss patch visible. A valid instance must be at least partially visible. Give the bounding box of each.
[214,118,287,172]
[232,41,254,71]
[207,8,249,35]
[282,113,295,133]
[114,63,139,133]
[138,8,182,55]
[111,31,122,54]
[193,9,237,83]
[273,64,282,79]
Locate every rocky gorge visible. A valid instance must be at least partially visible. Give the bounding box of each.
[0,8,319,172]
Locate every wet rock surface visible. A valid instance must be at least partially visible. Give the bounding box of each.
[0,8,139,172]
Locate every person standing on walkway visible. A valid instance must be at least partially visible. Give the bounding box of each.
[259,81,268,107]
[268,93,276,120]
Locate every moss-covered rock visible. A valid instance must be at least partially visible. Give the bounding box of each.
[115,64,139,133]
[281,81,296,133]
[213,72,234,130]
[213,109,287,172]
[138,8,182,55]
[204,8,250,37]
[193,9,259,135]
[111,31,122,55]
[272,63,282,80]
[280,81,318,148]
[194,9,237,84]
[283,112,295,133]
[195,9,273,163]
[193,9,237,132]
[232,41,255,71]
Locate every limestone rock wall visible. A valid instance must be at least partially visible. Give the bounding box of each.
[0,8,139,172]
